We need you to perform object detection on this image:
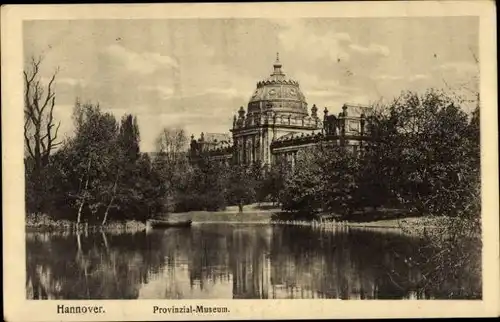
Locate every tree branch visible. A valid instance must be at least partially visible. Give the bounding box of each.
[24,56,61,171]
[468,46,479,65]
[24,117,35,160]
[39,73,57,116]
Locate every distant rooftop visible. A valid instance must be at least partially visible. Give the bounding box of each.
[201,132,231,143]
[143,151,188,159]
[343,103,372,117]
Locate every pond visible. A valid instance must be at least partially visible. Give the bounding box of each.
[26,223,481,300]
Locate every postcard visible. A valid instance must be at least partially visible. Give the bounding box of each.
[2,1,499,320]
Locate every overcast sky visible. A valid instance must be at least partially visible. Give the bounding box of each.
[24,17,479,152]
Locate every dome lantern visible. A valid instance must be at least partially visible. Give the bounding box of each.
[272,52,284,76]
[247,54,308,117]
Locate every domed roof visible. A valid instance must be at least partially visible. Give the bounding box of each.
[247,53,308,116]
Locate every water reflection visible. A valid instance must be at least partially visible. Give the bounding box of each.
[26,224,480,300]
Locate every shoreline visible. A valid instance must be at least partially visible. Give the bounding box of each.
[26,207,440,232]
[162,206,437,230]
[25,214,147,233]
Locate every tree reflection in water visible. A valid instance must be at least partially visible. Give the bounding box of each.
[26,224,480,299]
[26,229,166,299]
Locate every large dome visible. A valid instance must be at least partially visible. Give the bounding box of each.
[247,54,308,116]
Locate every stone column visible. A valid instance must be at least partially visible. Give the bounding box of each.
[253,137,256,164]
[239,137,243,165]
[258,130,263,163]
[235,137,239,164]
[263,130,269,165]
[248,136,252,165]
[255,134,259,163]
[242,137,247,164]
[251,135,256,163]
[267,130,272,165]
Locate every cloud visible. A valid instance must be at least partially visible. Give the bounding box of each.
[297,73,352,91]
[139,85,175,100]
[371,74,404,81]
[275,19,390,66]
[349,43,390,57]
[435,62,478,75]
[333,32,352,43]
[307,90,346,98]
[273,19,392,93]
[371,73,429,82]
[343,95,373,105]
[52,104,76,141]
[57,77,87,87]
[409,74,430,81]
[294,73,367,111]
[276,20,351,62]
[430,61,479,93]
[103,44,179,75]
[305,84,359,100]
[295,72,363,105]
[200,88,243,98]
[40,76,86,88]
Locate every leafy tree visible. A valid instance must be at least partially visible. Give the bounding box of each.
[44,104,164,224]
[278,144,361,217]
[53,101,120,224]
[174,156,227,212]
[369,90,480,219]
[260,159,291,204]
[108,114,142,222]
[120,153,164,221]
[226,164,257,206]
[365,90,481,298]
[279,149,323,215]
[118,114,140,166]
[317,144,360,216]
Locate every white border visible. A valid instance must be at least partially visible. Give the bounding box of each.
[2,1,498,320]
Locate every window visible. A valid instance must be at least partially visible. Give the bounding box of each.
[349,121,360,133]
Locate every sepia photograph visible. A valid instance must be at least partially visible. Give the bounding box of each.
[2,1,499,320]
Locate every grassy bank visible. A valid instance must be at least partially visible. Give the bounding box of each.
[164,203,279,224]
[26,205,442,232]
[165,204,438,230]
[26,213,146,233]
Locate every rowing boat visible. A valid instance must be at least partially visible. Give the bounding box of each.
[147,219,192,229]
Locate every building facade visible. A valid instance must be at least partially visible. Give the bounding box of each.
[189,55,370,167]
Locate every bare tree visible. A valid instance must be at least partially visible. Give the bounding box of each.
[436,46,479,111]
[154,128,190,211]
[155,128,189,162]
[24,56,61,174]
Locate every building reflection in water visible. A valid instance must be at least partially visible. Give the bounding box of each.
[26,223,480,300]
[229,226,272,299]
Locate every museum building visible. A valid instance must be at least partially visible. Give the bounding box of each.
[189,54,370,167]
